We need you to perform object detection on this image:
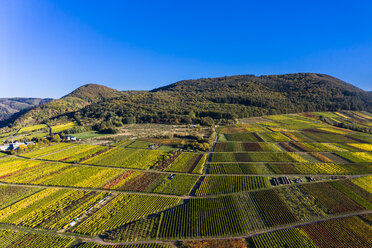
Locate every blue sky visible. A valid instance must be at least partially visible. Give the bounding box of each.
[1,0,372,98]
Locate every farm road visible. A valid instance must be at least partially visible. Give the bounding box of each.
[81,209,372,245]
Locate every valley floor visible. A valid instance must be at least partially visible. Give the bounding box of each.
[0,111,371,247]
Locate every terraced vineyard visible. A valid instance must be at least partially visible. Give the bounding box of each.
[0,111,371,247]
[84,147,165,169]
[50,122,78,133]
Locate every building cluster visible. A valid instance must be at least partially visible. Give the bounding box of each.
[0,142,34,151]
[65,135,77,141]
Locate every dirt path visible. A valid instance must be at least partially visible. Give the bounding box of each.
[1,177,365,202]
[189,128,218,195]
[1,209,370,246]
[0,181,182,199]
[79,209,372,245]
[11,154,372,178]
[32,144,79,159]
[45,123,52,136]
[13,154,206,176]
[0,127,370,245]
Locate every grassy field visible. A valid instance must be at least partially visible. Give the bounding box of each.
[74,131,110,140]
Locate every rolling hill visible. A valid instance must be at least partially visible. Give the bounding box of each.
[7,73,372,128]
[12,84,123,127]
[76,73,372,127]
[0,98,53,124]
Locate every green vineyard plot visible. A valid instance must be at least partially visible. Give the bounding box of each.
[208,163,275,174]
[211,152,310,162]
[21,143,76,158]
[50,122,78,133]
[153,174,200,195]
[76,243,173,248]
[18,124,48,134]
[72,194,181,235]
[0,185,42,210]
[157,195,268,238]
[249,214,372,248]
[85,147,165,169]
[252,227,318,248]
[214,142,283,152]
[40,144,108,162]
[335,152,372,163]
[165,153,206,173]
[0,157,199,195]
[0,229,74,248]
[196,176,269,195]
[301,182,366,214]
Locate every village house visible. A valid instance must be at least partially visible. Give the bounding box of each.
[0,142,35,151]
[65,135,77,141]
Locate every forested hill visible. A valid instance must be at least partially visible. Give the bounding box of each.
[12,84,123,126]
[153,73,363,93]
[8,73,372,128]
[152,73,369,110]
[151,73,372,112]
[63,83,123,103]
[76,73,372,127]
[0,98,53,123]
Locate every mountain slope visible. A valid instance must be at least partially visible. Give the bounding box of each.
[76,73,372,127]
[12,84,122,126]
[9,73,372,128]
[63,84,123,103]
[0,98,53,122]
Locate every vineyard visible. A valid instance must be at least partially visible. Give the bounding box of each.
[157,195,267,238]
[153,174,200,195]
[72,194,181,235]
[248,214,372,248]
[76,243,172,248]
[211,152,313,163]
[0,157,200,195]
[50,122,77,133]
[301,182,366,214]
[18,124,47,134]
[0,229,74,248]
[165,153,206,173]
[0,185,42,210]
[196,176,269,195]
[207,162,372,175]
[0,112,371,246]
[84,147,165,169]
[252,227,318,248]
[40,144,108,163]
[0,188,98,228]
[208,163,275,174]
[21,143,75,158]
[109,188,330,241]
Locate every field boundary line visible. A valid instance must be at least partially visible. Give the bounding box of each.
[92,209,372,245]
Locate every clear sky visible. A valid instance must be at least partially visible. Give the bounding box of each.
[1,0,372,98]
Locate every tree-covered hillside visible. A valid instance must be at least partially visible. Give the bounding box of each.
[75,73,372,128]
[0,98,53,124]
[153,73,371,112]
[8,73,372,129]
[13,84,123,127]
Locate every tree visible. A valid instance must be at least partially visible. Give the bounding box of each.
[200,117,214,126]
[51,134,61,142]
[17,144,28,153]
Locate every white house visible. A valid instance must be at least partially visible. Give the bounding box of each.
[0,142,35,151]
[66,135,77,141]
[0,144,9,151]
